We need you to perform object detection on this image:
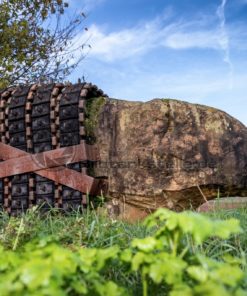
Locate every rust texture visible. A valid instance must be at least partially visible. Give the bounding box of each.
[0,142,99,178]
[0,83,108,214]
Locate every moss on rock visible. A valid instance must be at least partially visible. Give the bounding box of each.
[84,96,107,143]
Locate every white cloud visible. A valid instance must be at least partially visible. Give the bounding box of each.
[76,12,242,63]
[164,31,219,49]
[82,22,159,61]
[69,3,247,127]
[216,0,233,88]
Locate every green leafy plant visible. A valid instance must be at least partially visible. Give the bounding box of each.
[0,239,125,296]
[121,208,245,296]
[0,208,246,295]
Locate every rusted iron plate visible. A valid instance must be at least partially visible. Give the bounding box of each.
[37,167,101,196]
[0,142,99,177]
[0,142,101,194]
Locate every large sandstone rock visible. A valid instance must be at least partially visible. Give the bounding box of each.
[90,98,247,220]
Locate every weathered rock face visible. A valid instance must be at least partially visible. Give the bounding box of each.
[92,98,247,220]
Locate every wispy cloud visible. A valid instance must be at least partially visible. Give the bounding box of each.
[164,30,219,49]
[70,1,247,127]
[216,0,233,88]
[76,9,241,64]
[81,21,161,61]
[79,21,218,61]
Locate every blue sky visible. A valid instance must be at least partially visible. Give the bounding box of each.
[67,0,247,126]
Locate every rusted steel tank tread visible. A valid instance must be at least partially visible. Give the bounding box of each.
[59,84,84,212]
[0,82,107,214]
[31,84,57,210]
[8,85,32,214]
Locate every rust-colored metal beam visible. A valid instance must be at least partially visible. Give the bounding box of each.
[37,167,102,196]
[0,142,102,195]
[0,142,99,178]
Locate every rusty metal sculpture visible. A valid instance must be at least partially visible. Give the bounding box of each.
[0,83,107,215]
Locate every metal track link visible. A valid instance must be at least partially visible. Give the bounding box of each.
[32,84,57,210]
[0,82,108,215]
[0,89,15,212]
[59,83,85,212]
[8,85,36,215]
[51,84,64,209]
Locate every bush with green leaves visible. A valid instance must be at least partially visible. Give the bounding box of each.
[122,209,246,296]
[0,237,125,296]
[0,208,245,295]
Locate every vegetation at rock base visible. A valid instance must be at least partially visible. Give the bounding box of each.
[84,96,107,143]
[0,206,247,295]
[0,0,87,89]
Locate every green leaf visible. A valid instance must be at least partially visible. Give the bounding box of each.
[70,280,88,294]
[194,281,230,296]
[19,258,52,290]
[213,219,242,239]
[131,252,153,271]
[131,237,157,252]
[95,281,126,296]
[187,266,208,283]
[210,264,243,287]
[95,246,119,270]
[149,254,187,284]
[145,209,242,245]
[169,284,193,296]
[120,249,132,263]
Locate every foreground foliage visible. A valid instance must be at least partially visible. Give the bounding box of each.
[122,209,246,296]
[0,207,246,295]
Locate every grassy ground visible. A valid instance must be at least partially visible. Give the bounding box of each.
[0,206,150,250]
[0,206,150,293]
[0,206,247,294]
[1,206,247,252]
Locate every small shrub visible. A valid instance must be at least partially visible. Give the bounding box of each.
[121,209,245,296]
[0,208,245,295]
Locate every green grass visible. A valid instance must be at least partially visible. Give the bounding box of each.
[0,206,247,295]
[1,206,247,253]
[1,206,247,256]
[0,206,150,250]
[0,206,150,293]
[204,208,247,259]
